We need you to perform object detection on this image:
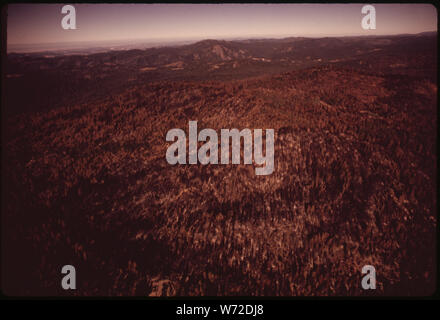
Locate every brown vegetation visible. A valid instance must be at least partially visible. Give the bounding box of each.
[3,35,437,296]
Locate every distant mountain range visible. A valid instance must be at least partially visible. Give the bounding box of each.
[7,31,437,55]
[5,32,437,114]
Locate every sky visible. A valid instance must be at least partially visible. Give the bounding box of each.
[7,3,437,47]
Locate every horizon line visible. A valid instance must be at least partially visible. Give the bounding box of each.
[7,30,437,54]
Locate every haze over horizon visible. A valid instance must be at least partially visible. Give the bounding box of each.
[7,3,437,52]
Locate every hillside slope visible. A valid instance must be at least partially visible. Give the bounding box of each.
[3,64,436,295]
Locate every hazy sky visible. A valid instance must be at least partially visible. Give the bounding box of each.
[7,3,437,45]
